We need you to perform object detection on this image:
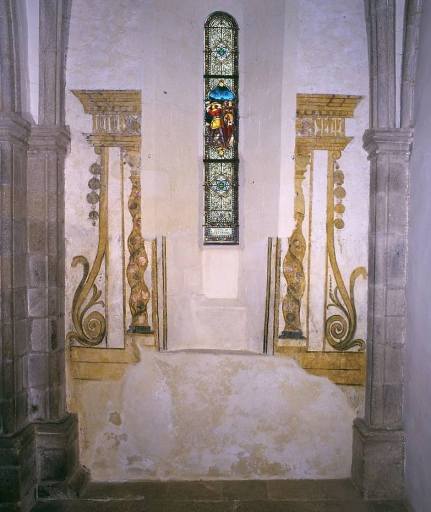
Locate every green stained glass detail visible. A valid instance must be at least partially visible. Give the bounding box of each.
[215,43,230,61]
[210,175,231,195]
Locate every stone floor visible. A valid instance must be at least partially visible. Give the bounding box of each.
[32,480,409,511]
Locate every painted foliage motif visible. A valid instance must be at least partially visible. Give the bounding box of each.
[204,12,239,244]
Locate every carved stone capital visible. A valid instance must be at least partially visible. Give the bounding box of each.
[0,112,31,146]
[352,417,405,500]
[363,128,414,160]
[29,125,71,153]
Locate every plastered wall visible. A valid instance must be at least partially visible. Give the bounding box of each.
[65,0,369,480]
[71,348,360,480]
[405,2,431,509]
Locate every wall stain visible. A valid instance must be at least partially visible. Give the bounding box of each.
[70,350,361,481]
[109,411,122,425]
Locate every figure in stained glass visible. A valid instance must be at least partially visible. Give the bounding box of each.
[206,81,236,155]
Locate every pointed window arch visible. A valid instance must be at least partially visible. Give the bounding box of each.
[203,11,239,244]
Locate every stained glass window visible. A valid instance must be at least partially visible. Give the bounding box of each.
[204,12,239,244]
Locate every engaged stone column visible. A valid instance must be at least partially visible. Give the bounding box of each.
[26,126,80,497]
[352,128,412,499]
[352,0,413,500]
[27,126,69,423]
[1,0,80,508]
[26,0,81,497]
[0,112,36,512]
[0,1,37,509]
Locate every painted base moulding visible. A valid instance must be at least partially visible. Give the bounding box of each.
[275,346,366,385]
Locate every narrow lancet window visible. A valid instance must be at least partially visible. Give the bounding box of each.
[204,12,239,244]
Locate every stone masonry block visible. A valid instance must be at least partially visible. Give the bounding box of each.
[386,288,406,317]
[369,385,384,425]
[384,345,403,384]
[368,315,387,345]
[48,254,58,285]
[39,448,68,481]
[14,319,29,356]
[30,318,49,352]
[28,387,48,421]
[28,353,49,388]
[35,414,79,488]
[48,287,58,316]
[48,317,58,351]
[387,235,407,284]
[13,287,28,320]
[374,155,390,195]
[369,343,385,386]
[370,283,385,313]
[13,252,27,288]
[16,389,28,427]
[47,222,58,255]
[27,287,48,317]
[28,220,47,253]
[385,316,406,346]
[382,383,403,426]
[0,424,36,512]
[2,361,15,397]
[387,193,408,235]
[0,467,20,502]
[1,292,13,322]
[12,219,27,254]
[371,233,388,286]
[352,418,404,501]
[388,158,409,193]
[28,254,47,287]
[374,190,389,234]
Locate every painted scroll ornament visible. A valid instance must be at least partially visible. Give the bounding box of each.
[325,151,366,351]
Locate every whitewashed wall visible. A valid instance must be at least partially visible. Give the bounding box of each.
[65,0,369,480]
[405,1,431,509]
[71,349,359,480]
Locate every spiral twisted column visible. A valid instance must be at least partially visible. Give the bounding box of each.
[280,150,310,339]
[124,150,152,333]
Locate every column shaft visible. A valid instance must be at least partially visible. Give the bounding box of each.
[26,126,69,422]
[352,128,412,500]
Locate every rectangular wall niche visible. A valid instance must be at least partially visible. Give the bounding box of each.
[203,11,239,244]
